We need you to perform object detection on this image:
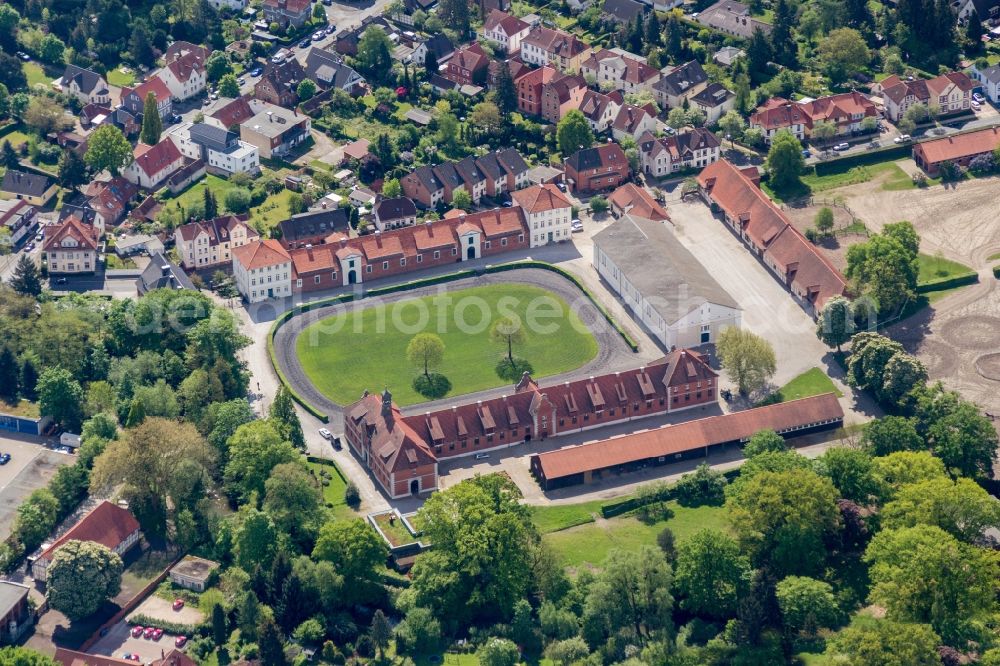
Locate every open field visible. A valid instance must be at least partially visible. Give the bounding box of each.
[295,283,599,406]
[107,67,136,87]
[23,62,50,88]
[916,253,976,285]
[542,501,729,571]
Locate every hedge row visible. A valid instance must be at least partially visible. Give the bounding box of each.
[812,144,912,176]
[266,260,641,420]
[916,272,978,293]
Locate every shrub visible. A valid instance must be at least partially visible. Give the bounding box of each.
[344,482,360,508]
[672,464,727,507]
[656,527,676,563]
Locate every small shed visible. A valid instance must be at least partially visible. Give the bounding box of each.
[168,555,220,592]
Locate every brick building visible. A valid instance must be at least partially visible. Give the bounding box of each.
[563,143,631,193]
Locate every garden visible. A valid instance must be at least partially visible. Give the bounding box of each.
[293,283,599,406]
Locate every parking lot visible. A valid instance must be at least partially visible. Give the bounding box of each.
[89,620,189,664]
[0,436,73,536]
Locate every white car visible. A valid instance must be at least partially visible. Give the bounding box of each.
[833,142,849,151]
[972,100,981,110]
[973,92,985,103]
[318,428,332,440]
[571,219,584,232]
[893,134,912,144]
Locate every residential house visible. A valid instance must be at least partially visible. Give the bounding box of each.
[82,177,138,232]
[239,102,311,159]
[520,26,591,71]
[55,65,110,105]
[278,208,351,249]
[652,60,708,109]
[874,72,975,122]
[374,197,418,230]
[0,170,57,206]
[563,143,631,193]
[255,59,307,107]
[207,0,248,9]
[164,41,211,64]
[402,150,530,207]
[511,183,572,245]
[607,183,669,220]
[594,214,740,349]
[913,126,1000,175]
[749,97,807,142]
[571,88,622,133]
[262,0,313,28]
[159,49,208,101]
[480,10,532,55]
[0,200,37,248]
[601,0,646,24]
[42,216,100,275]
[345,346,720,498]
[232,239,294,302]
[31,501,140,581]
[123,139,186,190]
[303,47,365,93]
[712,46,744,66]
[516,65,555,116]
[637,128,721,177]
[798,91,878,135]
[136,252,196,295]
[540,71,587,124]
[402,165,446,208]
[971,63,1000,103]
[956,0,1000,22]
[175,214,259,269]
[488,58,529,88]
[444,44,491,87]
[611,103,657,141]
[411,34,455,68]
[690,82,736,123]
[697,159,848,314]
[453,156,489,202]
[580,48,659,94]
[120,76,173,119]
[208,96,256,131]
[169,122,260,176]
[79,103,112,129]
[695,0,772,39]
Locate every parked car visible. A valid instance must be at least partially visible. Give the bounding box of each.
[319,428,332,440]
[152,628,164,640]
[299,39,311,48]
[571,219,584,232]
[332,436,342,450]
[323,0,333,5]
[972,100,982,110]
[55,277,67,284]
[171,114,182,124]
[0,454,10,465]
[16,52,30,61]
[894,134,912,143]
[143,627,156,639]
[867,140,880,149]
[833,142,849,151]
[175,636,188,648]
[312,30,325,40]
[172,599,185,611]
[130,626,144,638]
[801,149,811,158]
[249,67,262,77]
[127,656,140,663]
[973,92,985,103]
[474,453,490,460]
[34,232,42,241]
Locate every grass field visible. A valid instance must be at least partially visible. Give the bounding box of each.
[764,160,917,202]
[250,189,296,231]
[916,253,975,284]
[306,459,356,520]
[542,501,729,570]
[529,499,607,534]
[166,174,238,212]
[769,367,842,403]
[107,67,136,87]
[296,284,599,406]
[22,62,49,88]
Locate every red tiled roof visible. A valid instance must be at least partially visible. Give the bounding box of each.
[233,238,291,270]
[581,49,658,85]
[211,96,255,129]
[38,501,140,563]
[914,126,1000,165]
[608,183,669,221]
[55,648,136,666]
[511,184,571,213]
[165,50,205,83]
[42,215,99,253]
[522,26,590,59]
[483,10,530,35]
[177,215,256,245]
[749,97,804,131]
[799,91,876,126]
[132,139,183,179]
[534,393,844,480]
[124,76,171,105]
[697,160,846,308]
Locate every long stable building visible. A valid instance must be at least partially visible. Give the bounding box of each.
[345,349,719,498]
[530,392,844,489]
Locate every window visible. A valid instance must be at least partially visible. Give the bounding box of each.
[452,247,458,256]
[296,278,303,287]
[417,254,423,263]
[501,238,507,246]
[366,264,372,273]
[400,257,406,266]
[314,275,321,284]
[434,250,440,259]
[382,261,389,270]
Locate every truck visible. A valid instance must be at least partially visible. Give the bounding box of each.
[60,432,81,448]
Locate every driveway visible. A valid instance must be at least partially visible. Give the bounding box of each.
[127,596,204,626]
[89,620,190,665]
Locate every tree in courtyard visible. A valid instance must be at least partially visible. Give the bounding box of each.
[864,524,997,643]
[13,489,59,552]
[814,207,835,236]
[382,178,402,198]
[826,619,941,666]
[437,0,470,35]
[406,333,445,379]
[765,130,805,191]
[556,109,594,155]
[451,188,472,212]
[775,576,840,636]
[743,429,787,457]
[224,188,252,214]
[297,79,317,101]
[716,327,776,397]
[58,150,88,190]
[9,254,41,297]
[589,196,609,215]
[218,74,240,99]
[37,368,85,432]
[140,92,162,146]
[727,468,841,576]
[203,187,218,219]
[357,27,394,84]
[47,540,123,620]
[493,61,517,118]
[85,124,133,176]
[490,316,525,370]
[673,529,749,619]
[816,295,854,351]
[718,110,745,146]
[667,107,689,130]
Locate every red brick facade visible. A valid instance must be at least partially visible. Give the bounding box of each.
[563,143,631,193]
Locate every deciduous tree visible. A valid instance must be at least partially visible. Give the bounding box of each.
[406,333,445,379]
[882,476,1000,541]
[716,327,776,396]
[556,109,594,155]
[85,124,133,176]
[47,540,123,620]
[765,130,805,191]
[674,530,749,619]
[224,420,297,503]
[37,368,85,431]
[775,576,839,635]
[816,295,854,351]
[826,619,941,666]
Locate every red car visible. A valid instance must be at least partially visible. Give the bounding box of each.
[151,628,164,641]
[175,636,187,648]
[143,627,155,639]
[130,626,144,638]
[172,599,184,611]
[130,656,141,663]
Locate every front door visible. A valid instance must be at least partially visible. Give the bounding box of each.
[348,270,357,284]
[467,246,475,259]
[410,479,419,495]
[267,288,273,298]
[701,330,710,343]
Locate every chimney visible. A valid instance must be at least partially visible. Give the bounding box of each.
[267,111,274,122]
[161,264,171,277]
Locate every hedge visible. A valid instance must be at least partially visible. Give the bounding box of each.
[267,260,641,420]
[916,272,978,293]
[812,144,912,176]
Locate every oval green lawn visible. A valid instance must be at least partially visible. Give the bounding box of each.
[295,284,600,406]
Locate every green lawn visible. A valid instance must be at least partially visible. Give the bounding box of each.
[529,499,607,534]
[988,252,1000,262]
[768,368,842,404]
[250,188,296,231]
[306,459,357,520]
[165,174,239,212]
[23,61,49,88]
[543,501,729,570]
[107,67,136,87]
[1,129,32,149]
[296,284,599,406]
[916,253,976,285]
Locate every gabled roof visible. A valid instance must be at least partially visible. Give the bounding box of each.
[279,208,350,243]
[177,214,257,246]
[653,60,708,97]
[914,125,1000,164]
[749,97,804,130]
[164,41,211,64]
[449,43,490,74]
[564,142,628,172]
[43,215,100,252]
[304,47,364,89]
[581,49,659,85]
[165,50,206,84]
[422,33,456,61]
[210,96,256,129]
[511,183,571,212]
[496,147,529,175]
[60,65,106,95]
[522,26,590,59]
[612,103,651,134]
[233,238,292,269]
[602,0,646,23]
[37,501,139,563]
[607,183,669,221]
[259,59,306,96]
[189,123,236,152]
[798,91,876,125]
[695,0,772,38]
[483,9,530,36]
[1,170,51,197]
[123,76,171,105]
[375,196,418,220]
[138,251,197,294]
[690,82,735,108]
[132,139,183,179]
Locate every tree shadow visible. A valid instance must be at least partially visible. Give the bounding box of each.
[495,357,533,382]
[412,373,451,399]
